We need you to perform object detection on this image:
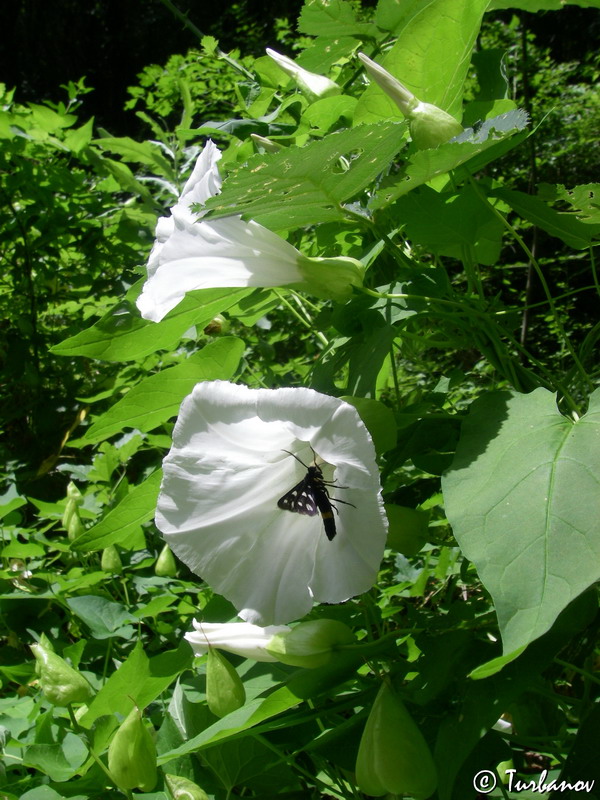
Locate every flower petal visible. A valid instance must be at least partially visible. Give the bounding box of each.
[156,381,388,625]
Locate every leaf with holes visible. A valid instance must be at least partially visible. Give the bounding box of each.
[202,122,406,229]
[442,387,600,656]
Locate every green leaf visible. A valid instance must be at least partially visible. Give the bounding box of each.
[157,686,301,762]
[23,734,87,782]
[93,135,174,177]
[393,185,505,266]
[79,640,193,728]
[371,110,529,210]
[51,286,250,362]
[355,0,489,124]
[339,396,397,455]
[203,122,406,229]
[66,596,137,640]
[493,187,600,249]
[298,0,377,38]
[81,338,245,443]
[70,469,162,553]
[442,388,600,654]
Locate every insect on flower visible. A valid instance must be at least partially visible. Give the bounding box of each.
[277,449,356,541]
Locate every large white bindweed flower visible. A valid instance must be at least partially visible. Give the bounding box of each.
[185,620,290,662]
[136,140,363,322]
[156,381,388,625]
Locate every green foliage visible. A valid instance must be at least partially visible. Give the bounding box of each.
[2,0,600,798]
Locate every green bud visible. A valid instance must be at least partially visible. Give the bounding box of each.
[31,642,94,706]
[266,619,355,668]
[66,514,85,541]
[101,545,123,574]
[408,102,464,150]
[155,543,177,577]
[107,706,157,792]
[165,774,210,800]
[206,648,246,718]
[296,255,364,302]
[355,681,437,798]
[203,314,231,336]
[358,52,463,149]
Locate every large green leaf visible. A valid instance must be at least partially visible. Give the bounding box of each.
[298,0,377,38]
[81,338,245,444]
[355,0,489,124]
[442,388,600,655]
[51,285,250,362]
[370,110,529,210]
[71,469,162,553]
[202,122,406,229]
[493,187,600,249]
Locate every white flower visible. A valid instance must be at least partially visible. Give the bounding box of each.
[156,381,388,625]
[185,620,290,662]
[357,52,463,149]
[136,141,363,322]
[266,48,340,101]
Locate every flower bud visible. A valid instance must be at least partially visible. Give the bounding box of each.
[203,314,231,336]
[266,48,340,102]
[107,706,157,792]
[266,619,355,668]
[101,545,123,574]
[358,52,463,149]
[250,133,282,154]
[30,642,94,706]
[165,774,209,800]
[356,681,437,798]
[186,620,290,661]
[62,482,84,539]
[206,648,246,717]
[296,255,364,302]
[155,543,177,577]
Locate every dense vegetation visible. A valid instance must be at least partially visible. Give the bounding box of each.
[1,1,600,798]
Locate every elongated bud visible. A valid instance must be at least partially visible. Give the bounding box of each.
[250,133,282,154]
[165,774,209,800]
[107,706,157,792]
[62,482,84,539]
[101,545,123,574]
[155,543,177,577]
[358,52,463,149]
[186,620,290,661]
[206,648,246,717]
[356,681,437,798]
[266,48,340,101]
[31,642,94,706]
[266,619,355,668]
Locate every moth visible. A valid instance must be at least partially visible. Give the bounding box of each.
[277,449,355,541]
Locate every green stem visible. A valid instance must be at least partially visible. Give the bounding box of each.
[274,289,329,347]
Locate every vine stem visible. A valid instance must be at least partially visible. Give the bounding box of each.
[274,289,329,347]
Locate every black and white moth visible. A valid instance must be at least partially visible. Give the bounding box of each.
[277,449,355,541]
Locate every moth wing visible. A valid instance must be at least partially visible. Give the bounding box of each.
[278,480,319,516]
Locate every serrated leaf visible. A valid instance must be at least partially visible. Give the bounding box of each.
[203,122,406,229]
[493,187,600,249]
[371,110,529,209]
[82,338,244,443]
[51,284,250,362]
[71,469,162,553]
[442,388,600,654]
